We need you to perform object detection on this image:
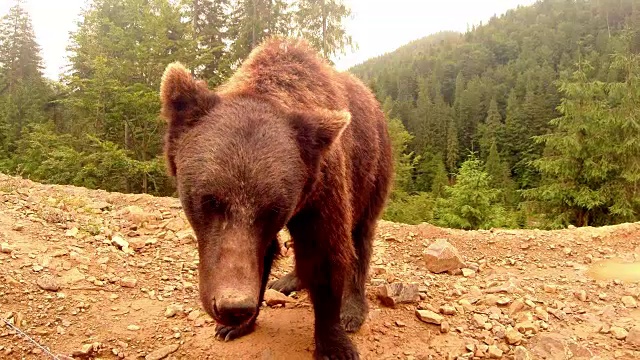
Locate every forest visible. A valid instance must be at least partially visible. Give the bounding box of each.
[0,0,639,230]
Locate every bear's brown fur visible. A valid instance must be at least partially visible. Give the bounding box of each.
[160,37,393,360]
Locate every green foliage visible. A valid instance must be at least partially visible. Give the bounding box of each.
[0,0,355,197]
[383,191,434,225]
[434,155,512,230]
[523,54,640,228]
[1,0,640,231]
[350,0,640,228]
[295,0,354,60]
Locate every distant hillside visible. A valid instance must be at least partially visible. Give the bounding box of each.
[347,0,640,229]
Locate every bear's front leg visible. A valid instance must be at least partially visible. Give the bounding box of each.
[288,209,359,360]
[214,238,279,342]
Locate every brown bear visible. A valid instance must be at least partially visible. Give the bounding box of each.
[159,36,393,360]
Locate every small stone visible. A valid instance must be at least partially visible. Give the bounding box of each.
[423,239,464,273]
[627,326,640,346]
[127,324,140,331]
[415,309,443,325]
[0,242,12,254]
[531,333,566,358]
[509,299,525,315]
[534,307,549,322]
[440,321,450,333]
[264,289,295,307]
[610,326,628,340]
[543,284,557,293]
[12,223,24,231]
[128,238,146,251]
[439,305,456,315]
[36,275,60,292]
[395,320,406,327]
[488,345,503,358]
[187,310,201,321]
[513,346,532,360]
[165,306,177,318]
[72,343,99,358]
[506,327,524,345]
[472,313,489,328]
[119,277,137,288]
[621,296,637,308]
[111,235,130,251]
[124,206,157,225]
[461,268,476,277]
[65,227,79,237]
[574,290,587,302]
[376,282,419,307]
[145,344,179,360]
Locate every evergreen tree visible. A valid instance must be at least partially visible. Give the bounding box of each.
[478,97,503,160]
[430,153,449,198]
[228,0,292,65]
[295,0,354,60]
[524,57,640,227]
[434,155,506,230]
[445,118,459,173]
[0,0,49,154]
[189,0,232,86]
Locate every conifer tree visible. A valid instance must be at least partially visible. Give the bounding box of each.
[295,0,354,59]
[0,0,48,153]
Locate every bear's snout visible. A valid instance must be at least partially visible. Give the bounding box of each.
[212,294,257,326]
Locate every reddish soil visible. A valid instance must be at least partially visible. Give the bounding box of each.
[0,173,639,360]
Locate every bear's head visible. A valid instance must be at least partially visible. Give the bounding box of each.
[159,62,350,327]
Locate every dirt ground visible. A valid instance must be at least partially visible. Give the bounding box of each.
[1,173,639,360]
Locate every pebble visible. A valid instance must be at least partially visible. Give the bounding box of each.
[438,305,456,315]
[376,282,419,307]
[415,309,443,325]
[119,277,138,288]
[505,327,524,345]
[621,296,637,308]
[513,346,532,360]
[575,290,587,302]
[127,325,140,331]
[610,326,628,340]
[627,326,640,346]
[36,275,60,291]
[145,344,179,360]
[0,242,12,254]
[488,345,503,358]
[264,289,295,307]
[187,310,201,321]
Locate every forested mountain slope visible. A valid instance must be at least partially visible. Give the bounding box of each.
[350,0,640,229]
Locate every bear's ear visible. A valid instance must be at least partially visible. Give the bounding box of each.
[160,62,219,126]
[288,109,351,164]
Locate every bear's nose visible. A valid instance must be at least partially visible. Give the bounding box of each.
[213,295,257,325]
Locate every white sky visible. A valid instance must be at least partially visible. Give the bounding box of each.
[1,0,538,80]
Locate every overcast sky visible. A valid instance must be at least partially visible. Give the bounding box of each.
[2,0,538,80]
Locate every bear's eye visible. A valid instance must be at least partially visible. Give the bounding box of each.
[201,195,225,215]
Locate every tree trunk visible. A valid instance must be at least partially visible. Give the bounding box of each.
[322,0,327,58]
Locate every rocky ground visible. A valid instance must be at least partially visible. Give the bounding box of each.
[0,173,640,360]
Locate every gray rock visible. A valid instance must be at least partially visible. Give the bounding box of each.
[376,282,419,307]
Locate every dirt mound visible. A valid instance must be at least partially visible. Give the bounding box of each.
[1,173,639,359]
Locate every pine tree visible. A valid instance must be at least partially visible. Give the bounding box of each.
[295,0,354,60]
[228,0,292,65]
[434,155,504,230]
[445,118,459,174]
[430,153,449,198]
[0,0,48,153]
[523,57,640,227]
[189,0,232,86]
[478,97,503,160]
